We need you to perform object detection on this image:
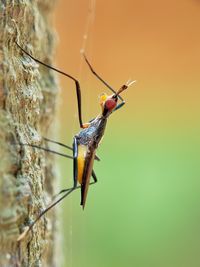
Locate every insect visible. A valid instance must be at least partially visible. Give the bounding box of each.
[15,42,135,241]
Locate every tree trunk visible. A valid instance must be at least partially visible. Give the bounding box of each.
[0,0,59,266]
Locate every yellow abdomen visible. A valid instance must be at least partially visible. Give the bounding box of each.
[77,145,87,184]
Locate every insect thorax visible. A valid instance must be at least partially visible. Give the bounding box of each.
[76,116,107,148]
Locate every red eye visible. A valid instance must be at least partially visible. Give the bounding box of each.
[105,99,117,111]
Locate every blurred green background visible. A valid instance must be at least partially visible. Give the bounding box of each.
[53,0,200,266]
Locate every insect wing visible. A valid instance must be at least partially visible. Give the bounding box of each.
[81,150,96,209]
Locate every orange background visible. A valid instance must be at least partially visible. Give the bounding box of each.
[54,0,200,138]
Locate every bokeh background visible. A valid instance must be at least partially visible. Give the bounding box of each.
[53,1,200,266]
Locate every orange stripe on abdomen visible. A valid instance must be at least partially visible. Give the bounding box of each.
[77,145,87,184]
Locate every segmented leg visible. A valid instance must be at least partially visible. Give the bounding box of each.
[43,137,73,151]
[53,170,98,199]
[19,143,73,159]
[15,42,84,128]
[43,137,101,160]
[17,187,76,242]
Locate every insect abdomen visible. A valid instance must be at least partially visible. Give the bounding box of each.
[77,144,88,184]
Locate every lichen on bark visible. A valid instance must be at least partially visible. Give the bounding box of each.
[0,0,59,266]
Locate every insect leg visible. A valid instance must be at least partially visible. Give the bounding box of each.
[17,162,98,241]
[20,142,99,199]
[43,137,73,151]
[91,170,98,183]
[19,143,73,159]
[83,54,124,101]
[21,141,100,161]
[15,42,84,128]
[53,176,97,200]
[42,138,100,161]
[95,155,100,161]
[18,140,78,242]
[17,187,76,242]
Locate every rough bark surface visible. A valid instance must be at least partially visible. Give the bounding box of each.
[0,0,58,266]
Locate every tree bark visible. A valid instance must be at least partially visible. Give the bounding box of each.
[0,0,59,266]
